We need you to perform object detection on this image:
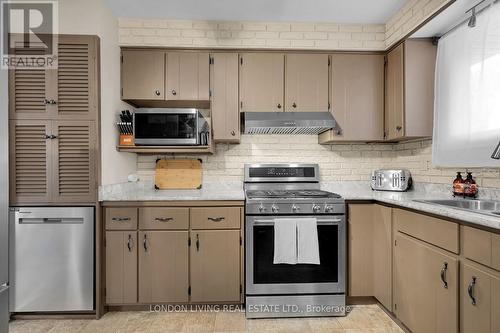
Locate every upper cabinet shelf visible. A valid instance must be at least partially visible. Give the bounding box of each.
[121,50,210,107]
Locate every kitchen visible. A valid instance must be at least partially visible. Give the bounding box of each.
[1,0,500,332]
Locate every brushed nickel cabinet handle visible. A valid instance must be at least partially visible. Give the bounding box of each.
[143,234,148,252]
[208,217,225,222]
[155,217,173,222]
[196,234,200,252]
[468,277,477,305]
[112,217,131,222]
[127,234,133,252]
[440,262,448,289]
[154,90,161,96]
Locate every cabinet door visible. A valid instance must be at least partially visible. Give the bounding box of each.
[55,35,98,120]
[322,54,384,142]
[121,50,165,100]
[239,53,284,112]
[52,120,97,203]
[285,54,329,112]
[394,233,458,333]
[385,43,405,140]
[166,52,209,100]
[348,204,392,310]
[190,230,240,303]
[461,263,500,333]
[105,231,137,304]
[138,231,189,303]
[210,53,240,142]
[9,67,53,119]
[9,120,52,204]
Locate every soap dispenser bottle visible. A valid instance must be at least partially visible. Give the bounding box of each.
[464,172,477,198]
[452,172,464,196]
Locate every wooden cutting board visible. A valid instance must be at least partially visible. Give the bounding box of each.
[154,159,203,190]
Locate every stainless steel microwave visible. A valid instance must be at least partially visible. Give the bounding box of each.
[134,108,202,146]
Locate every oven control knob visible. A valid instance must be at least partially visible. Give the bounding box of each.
[292,204,300,212]
[312,204,321,213]
[272,204,279,213]
[258,204,266,213]
[324,205,334,213]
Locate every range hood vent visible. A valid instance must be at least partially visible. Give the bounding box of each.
[243,112,336,135]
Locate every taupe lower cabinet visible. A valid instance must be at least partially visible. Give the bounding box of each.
[348,204,500,333]
[210,53,240,142]
[104,204,243,305]
[121,50,209,102]
[393,233,458,333]
[319,54,384,143]
[9,34,100,205]
[385,39,436,141]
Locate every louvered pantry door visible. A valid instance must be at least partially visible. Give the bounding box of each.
[52,120,97,203]
[9,120,52,204]
[9,66,56,119]
[55,35,98,119]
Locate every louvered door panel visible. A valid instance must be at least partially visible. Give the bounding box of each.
[52,120,97,202]
[9,67,52,119]
[9,120,52,203]
[56,35,98,119]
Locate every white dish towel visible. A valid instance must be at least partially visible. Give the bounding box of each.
[273,218,297,264]
[296,218,320,265]
[273,218,320,265]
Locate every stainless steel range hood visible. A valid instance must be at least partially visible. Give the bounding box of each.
[243,112,336,135]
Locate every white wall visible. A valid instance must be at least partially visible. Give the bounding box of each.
[59,0,136,185]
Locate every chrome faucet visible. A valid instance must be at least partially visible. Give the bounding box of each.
[491,140,500,159]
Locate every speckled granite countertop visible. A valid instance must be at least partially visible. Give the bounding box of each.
[99,180,500,231]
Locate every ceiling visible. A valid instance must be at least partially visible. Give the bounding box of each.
[104,0,407,24]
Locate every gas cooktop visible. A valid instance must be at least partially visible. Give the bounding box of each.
[246,189,341,199]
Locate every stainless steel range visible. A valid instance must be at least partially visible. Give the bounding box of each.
[244,164,346,318]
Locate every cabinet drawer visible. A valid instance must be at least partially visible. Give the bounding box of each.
[394,208,459,254]
[191,207,241,230]
[139,208,189,230]
[463,226,500,271]
[106,208,138,230]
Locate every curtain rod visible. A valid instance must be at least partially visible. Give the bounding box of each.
[438,0,498,39]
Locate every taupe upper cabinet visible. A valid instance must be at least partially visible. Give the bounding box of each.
[239,53,284,112]
[166,52,209,101]
[285,54,329,112]
[210,53,240,142]
[385,39,436,141]
[9,35,98,120]
[105,231,137,304]
[190,230,241,303]
[121,50,165,100]
[319,54,384,143]
[138,231,189,303]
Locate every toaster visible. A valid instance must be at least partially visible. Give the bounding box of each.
[371,169,412,192]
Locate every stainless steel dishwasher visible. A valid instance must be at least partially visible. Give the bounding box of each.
[9,207,94,312]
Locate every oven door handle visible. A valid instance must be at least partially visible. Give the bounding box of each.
[251,218,342,225]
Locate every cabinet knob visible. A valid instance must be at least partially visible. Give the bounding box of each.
[231,131,235,136]
[171,89,177,96]
[277,103,282,109]
[396,126,402,131]
[292,102,297,108]
[154,90,161,96]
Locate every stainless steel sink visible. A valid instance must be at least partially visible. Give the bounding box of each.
[414,199,500,217]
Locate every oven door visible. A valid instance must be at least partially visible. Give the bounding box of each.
[134,109,199,145]
[246,215,345,295]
